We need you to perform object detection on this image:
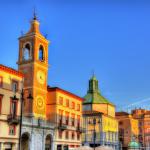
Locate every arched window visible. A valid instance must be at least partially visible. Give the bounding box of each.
[39,45,44,61]
[21,133,30,150]
[23,44,30,61]
[45,134,52,150]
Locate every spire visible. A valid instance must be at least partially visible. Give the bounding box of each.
[88,74,99,93]
[83,75,113,105]
[27,8,40,34]
[33,7,37,20]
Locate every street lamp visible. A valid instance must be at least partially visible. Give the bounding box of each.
[18,89,33,150]
[89,117,101,150]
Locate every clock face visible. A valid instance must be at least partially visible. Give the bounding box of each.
[36,96,45,110]
[37,70,45,84]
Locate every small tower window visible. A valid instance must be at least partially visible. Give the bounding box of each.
[23,44,30,61]
[39,45,44,61]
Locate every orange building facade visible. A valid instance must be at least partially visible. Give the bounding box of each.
[0,64,23,149]
[116,112,139,150]
[47,87,83,150]
[116,109,150,149]
[131,109,150,149]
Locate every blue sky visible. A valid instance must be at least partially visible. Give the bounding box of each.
[0,0,150,108]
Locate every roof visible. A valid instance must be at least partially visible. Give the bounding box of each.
[116,111,129,116]
[83,75,114,105]
[47,86,83,101]
[0,64,23,77]
[83,92,113,105]
[144,111,150,115]
[19,16,49,43]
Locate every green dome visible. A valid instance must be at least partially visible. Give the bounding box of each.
[128,141,140,148]
[84,92,112,104]
[83,75,114,105]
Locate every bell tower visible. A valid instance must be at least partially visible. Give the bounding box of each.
[17,15,49,118]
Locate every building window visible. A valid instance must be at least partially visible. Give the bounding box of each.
[72,132,75,140]
[0,76,3,88]
[65,112,69,125]
[58,109,63,125]
[77,115,80,127]
[147,128,150,133]
[77,133,80,140]
[58,130,62,139]
[10,99,18,117]
[65,131,69,139]
[0,95,3,114]
[77,104,80,111]
[9,125,16,135]
[119,128,124,137]
[12,80,18,93]
[66,99,69,107]
[71,102,75,109]
[71,114,75,126]
[59,97,63,105]
[139,122,142,126]
[119,121,123,125]
[39,45,44,61]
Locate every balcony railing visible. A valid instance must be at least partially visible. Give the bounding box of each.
[7,114,20,125]
[58,121,67,131]
[76,126,85,133]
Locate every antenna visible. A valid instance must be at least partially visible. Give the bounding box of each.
[33,7,37,20]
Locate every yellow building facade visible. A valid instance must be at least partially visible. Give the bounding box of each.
[47,87,83,150]
[0,64,23,150]
[82,75,119,149]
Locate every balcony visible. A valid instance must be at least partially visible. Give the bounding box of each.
[58,121,67,131]
[7,114,20,125]
[76,126,85,133]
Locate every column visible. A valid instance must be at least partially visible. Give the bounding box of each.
[84,117,88,145]
[42,133,45,150]
[53,141,57,150]
[1,143,5,150]
[30,130,34,150]
[51,140,54,150]
[12,143,19,150]
[99,117,101,145]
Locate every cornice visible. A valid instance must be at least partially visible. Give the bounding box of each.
[0,64,23,78]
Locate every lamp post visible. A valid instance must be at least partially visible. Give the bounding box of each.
[17,89,33,150]
[89,117,101,150]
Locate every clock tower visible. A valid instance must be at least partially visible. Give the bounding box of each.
[17,15,49,118]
